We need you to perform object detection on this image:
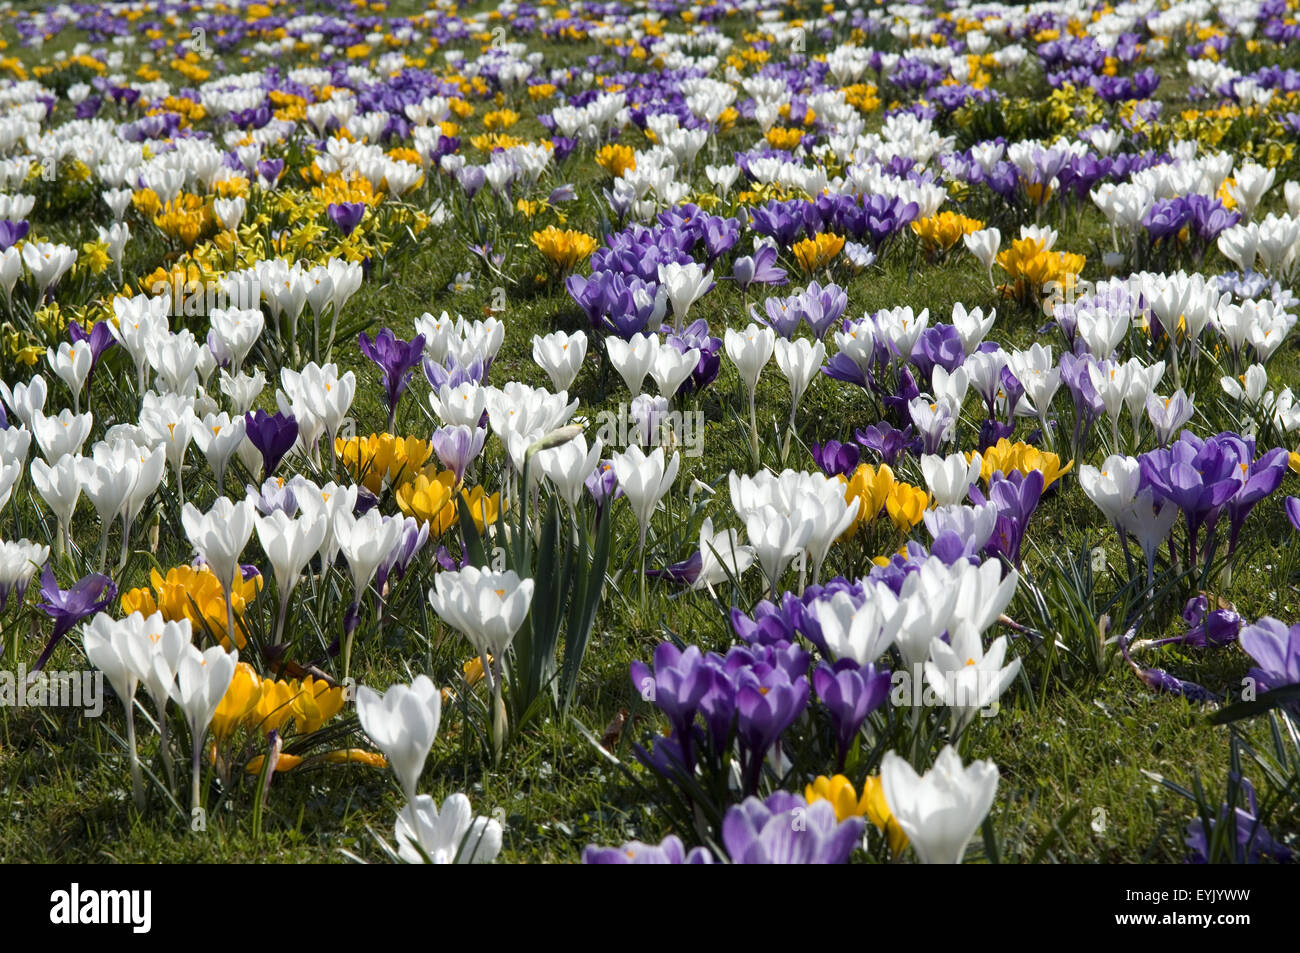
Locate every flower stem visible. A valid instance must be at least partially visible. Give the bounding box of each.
[118,516,133,571]
[158,711,175,792]
[96,522,109,574]
[638,528,647,626]
[780,402,797,467]
[190,725,203,816]
[224,582,236,650]
[274,594,289,646]
[126,697,145,813]
[748,389,760,465]
[342,599,359,681]
[491,663,506,767]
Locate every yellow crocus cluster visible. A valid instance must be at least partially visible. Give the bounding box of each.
[995,238,1086,304]
[838,463,931,537]
[394,465,501,535]
[841,83,880,112]
[792,232,845,272]
[135,260,222,305]
[309,171,377,208]
[120,565,263,649]
[972,438,1073,490]
[334,433,433,495]
[911,211,985,253]
[156,95,206,124]
[839,463,895,536]
[212,662,347,745]
[213,176,250,200]
[805,774,908,857]
[132,187,162,219]
[245,748,387,774]
[885,482,930,533]
[153,193,214,247]
[469,132,528,151]
[764,126,804,151]
[482,109,519,131]
[596,143,636,177]
[532,226,598,271]
[387,146,424,167]
[595,143,637,178]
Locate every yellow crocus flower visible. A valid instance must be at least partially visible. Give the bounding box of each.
[212,663,264,745]
[861,775,909,858]
[885,482,930,533]
[805,774,870,822]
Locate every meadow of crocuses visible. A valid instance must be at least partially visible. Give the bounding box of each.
[0,0,1297,867]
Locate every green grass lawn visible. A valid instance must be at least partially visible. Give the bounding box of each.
[0,0,1297,863]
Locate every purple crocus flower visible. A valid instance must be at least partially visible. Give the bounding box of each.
[735,668,809,793]
[730,594,803,648]
[702,216,739,265]
[256,158,285,186]
[813,659,890,770]
[376,517,429,595]
[884,366,922,420]
[749,200,806,247]
[1239,616,1300,695]
[549,136,575,162]
[1143,197,1192,244]
[1119,627,1219,702]
[585,459,621,519]
[433,541,468,572]
[547,184,577,205]
[1179,594,1241,647]
[1186,775,1292,864]
[927,529,983,564]
[566,272,608,326]
[822,351,872,389]
[646,550,704,586]
[732,245,787,291]
[798,281,848,338]
[978,418,1015,449]
[33,565,116,674]
[246,476,298,516]
[910,325,964,386]
[1223,443,1289,554]
[244,409,298,476]
[722,791,864,864]
[68,319,116,389]
[811,439,860,477]
[359,328,426,429]
[999,364,1027,419]
[970,469,1043,567]
[855,422,915,467]
[0,219,29,251]
[630,644,711,769]
[1139,433,1240,557]
[668,319,722,395]
[327,201,366,237]
[1287,496,1300,532]
[582,835,714,864]
[1186,194,1240,244]
[432,424,486,485]
[751,294,802,339]
[1134,595,1242,651]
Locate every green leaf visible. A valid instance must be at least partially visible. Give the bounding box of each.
[1208,684,1300,725]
